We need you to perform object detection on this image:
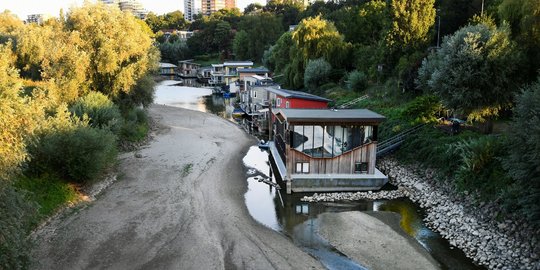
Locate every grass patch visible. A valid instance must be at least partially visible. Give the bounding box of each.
[181,163,193,177]
[14,175,81,219]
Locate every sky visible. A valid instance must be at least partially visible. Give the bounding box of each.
[2,0,263,20]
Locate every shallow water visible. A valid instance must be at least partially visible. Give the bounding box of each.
[154,81,483,270]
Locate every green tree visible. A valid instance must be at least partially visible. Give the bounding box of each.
[498,0,540,81]
[244,3,264,15]
[292,15,349,68]
[233,30,250,60]
[213,21,233,57]
[417,22,521,126]
[347,70,368,92]
[386,0,436,53]
[504,78,540,226]
[304,58,332,91]
[66,3,157,99]
[237,13,284,61]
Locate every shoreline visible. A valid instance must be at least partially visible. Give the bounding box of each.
[301,157,539,269]
[30,104,324,269]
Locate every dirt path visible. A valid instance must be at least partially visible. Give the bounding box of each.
[31,105,323,270]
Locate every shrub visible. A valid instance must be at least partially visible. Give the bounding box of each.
[304,58,332,92]
[0,183,37,270]
[121,108,149,142]
[70,92,122,135]
[116,74,156,110]
[504,78,540,226]
[347,70,368,92]
[401,95,444,124]
[447,136,512,199]
[29,126,117,183]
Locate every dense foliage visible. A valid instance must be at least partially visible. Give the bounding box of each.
[417,22,520,123]
[0,3,157,267]
[504,78,540,226]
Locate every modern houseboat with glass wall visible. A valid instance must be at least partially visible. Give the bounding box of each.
[269,108,388,193]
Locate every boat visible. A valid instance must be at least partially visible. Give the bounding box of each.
[232,107,246,118]
[257,140,269,150]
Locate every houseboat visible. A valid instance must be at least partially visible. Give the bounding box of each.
[177,60,201,78]
[268,108,388,194]
[159,62,177,79]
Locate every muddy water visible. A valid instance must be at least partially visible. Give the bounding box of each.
[154,81,483,270]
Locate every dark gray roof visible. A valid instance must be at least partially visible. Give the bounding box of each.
[266,88,331,103]
[275,109,385,124]
[238,68,269,73]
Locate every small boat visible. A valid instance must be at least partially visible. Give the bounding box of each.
[232,107,246,118]
[258,140,269,150]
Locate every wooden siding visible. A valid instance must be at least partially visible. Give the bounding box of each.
[285,143,377,176]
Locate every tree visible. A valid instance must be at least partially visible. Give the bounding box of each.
[292,15,349,68]
[304,58,332,91]
[386,0,436,53]
[498,0,540,81]
[144,11,188,33]
[504,78,540,226]
[66,4,157,99]
[213,21,233,56]
[236,13,284,61]
[0,43,42,180]
[233,30,250,60]
[264,0,303,29]
[417,22,521,126]
[244,3,264,15]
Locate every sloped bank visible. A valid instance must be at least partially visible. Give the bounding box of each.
[302,157,539,270]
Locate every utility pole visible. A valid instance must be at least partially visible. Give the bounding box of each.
[437,9,441,48]
[481,0,484,16]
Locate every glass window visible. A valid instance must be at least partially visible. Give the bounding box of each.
[302,162,309,173]
[354,162,368,173]
[285,101,290,108]
[296,162,302,173]
[276,98,281,107]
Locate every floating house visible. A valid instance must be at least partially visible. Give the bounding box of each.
[178,60,201,78]
[209,61,254,86]
[159,62,177,79]
[269,108,388,193]
[266,88,331,109]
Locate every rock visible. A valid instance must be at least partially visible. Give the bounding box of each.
[135,153,143,158]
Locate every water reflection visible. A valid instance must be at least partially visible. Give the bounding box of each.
[243,146,483,270]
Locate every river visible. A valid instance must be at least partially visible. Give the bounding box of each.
[154,80,483,270]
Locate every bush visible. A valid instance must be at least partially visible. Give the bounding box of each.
[0,183,37,270]
[347,70,368,92]
[447,136,512,199]
[504,78,540,226]
[29,126,117,183]
[70,92,122,135]
[121,108,149,142]
[401,95,444,124]
[304,58,332,92]
[116,74,155,110]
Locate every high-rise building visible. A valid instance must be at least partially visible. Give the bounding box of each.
[184,0,195,21]
[201,0,225,16]
[225,0,236,9]
[26,14,52,24]
[101,0,148,19]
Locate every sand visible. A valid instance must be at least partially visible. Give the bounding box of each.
[318,211,440,270]
[30,105,323,270]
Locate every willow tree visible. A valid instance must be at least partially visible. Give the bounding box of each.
[386,0,436,53]
[66,4,158,99]
[417,22,520,130]
[292,15,349,68]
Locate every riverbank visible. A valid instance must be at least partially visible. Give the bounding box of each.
[302,157,539,269]
[30,105,323,269]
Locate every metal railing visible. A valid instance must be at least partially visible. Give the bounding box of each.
[376,124,426,157]
[337,95,369,109]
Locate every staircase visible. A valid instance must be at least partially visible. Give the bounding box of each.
[376,124,425,157]
[337,95,369,109]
